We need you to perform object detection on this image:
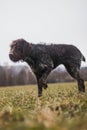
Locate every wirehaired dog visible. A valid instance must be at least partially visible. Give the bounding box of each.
[9,39,86,97]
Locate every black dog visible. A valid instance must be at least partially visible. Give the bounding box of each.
[9,39,86,97]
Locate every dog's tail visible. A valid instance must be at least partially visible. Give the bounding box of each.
[81,55,86,62]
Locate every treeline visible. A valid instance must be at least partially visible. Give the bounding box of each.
[0,65,87,86]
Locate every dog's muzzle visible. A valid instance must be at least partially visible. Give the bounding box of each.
[9,53,19,62]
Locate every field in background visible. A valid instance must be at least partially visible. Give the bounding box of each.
[0,82,87,130]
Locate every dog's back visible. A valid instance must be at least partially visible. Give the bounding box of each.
[44,44,85,68]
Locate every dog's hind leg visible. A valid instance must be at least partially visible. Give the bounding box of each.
[64,63,85,92]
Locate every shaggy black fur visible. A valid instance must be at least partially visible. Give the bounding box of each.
[9,39,86,97]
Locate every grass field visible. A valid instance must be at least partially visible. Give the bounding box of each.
[0,82,87,130]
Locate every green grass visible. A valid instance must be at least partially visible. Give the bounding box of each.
[0,82,87,130]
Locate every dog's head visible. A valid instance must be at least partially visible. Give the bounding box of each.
[9,39,29,62]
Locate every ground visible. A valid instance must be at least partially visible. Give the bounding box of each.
[0,82,87,130]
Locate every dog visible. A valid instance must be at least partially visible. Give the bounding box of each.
[9,39,86,97]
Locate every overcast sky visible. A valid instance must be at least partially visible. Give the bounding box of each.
[0,0,87,66]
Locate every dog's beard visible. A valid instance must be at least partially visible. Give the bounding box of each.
[9,54,21,62]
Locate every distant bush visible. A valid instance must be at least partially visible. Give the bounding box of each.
[0,65,87,86]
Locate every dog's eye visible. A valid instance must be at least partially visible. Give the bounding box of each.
[16,46,23,53]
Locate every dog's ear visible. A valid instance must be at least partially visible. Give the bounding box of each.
[22,40,32,56]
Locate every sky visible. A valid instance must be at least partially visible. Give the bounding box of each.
[0,0,87,66]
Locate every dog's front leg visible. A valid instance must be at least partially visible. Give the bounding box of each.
[36,68,52,97]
